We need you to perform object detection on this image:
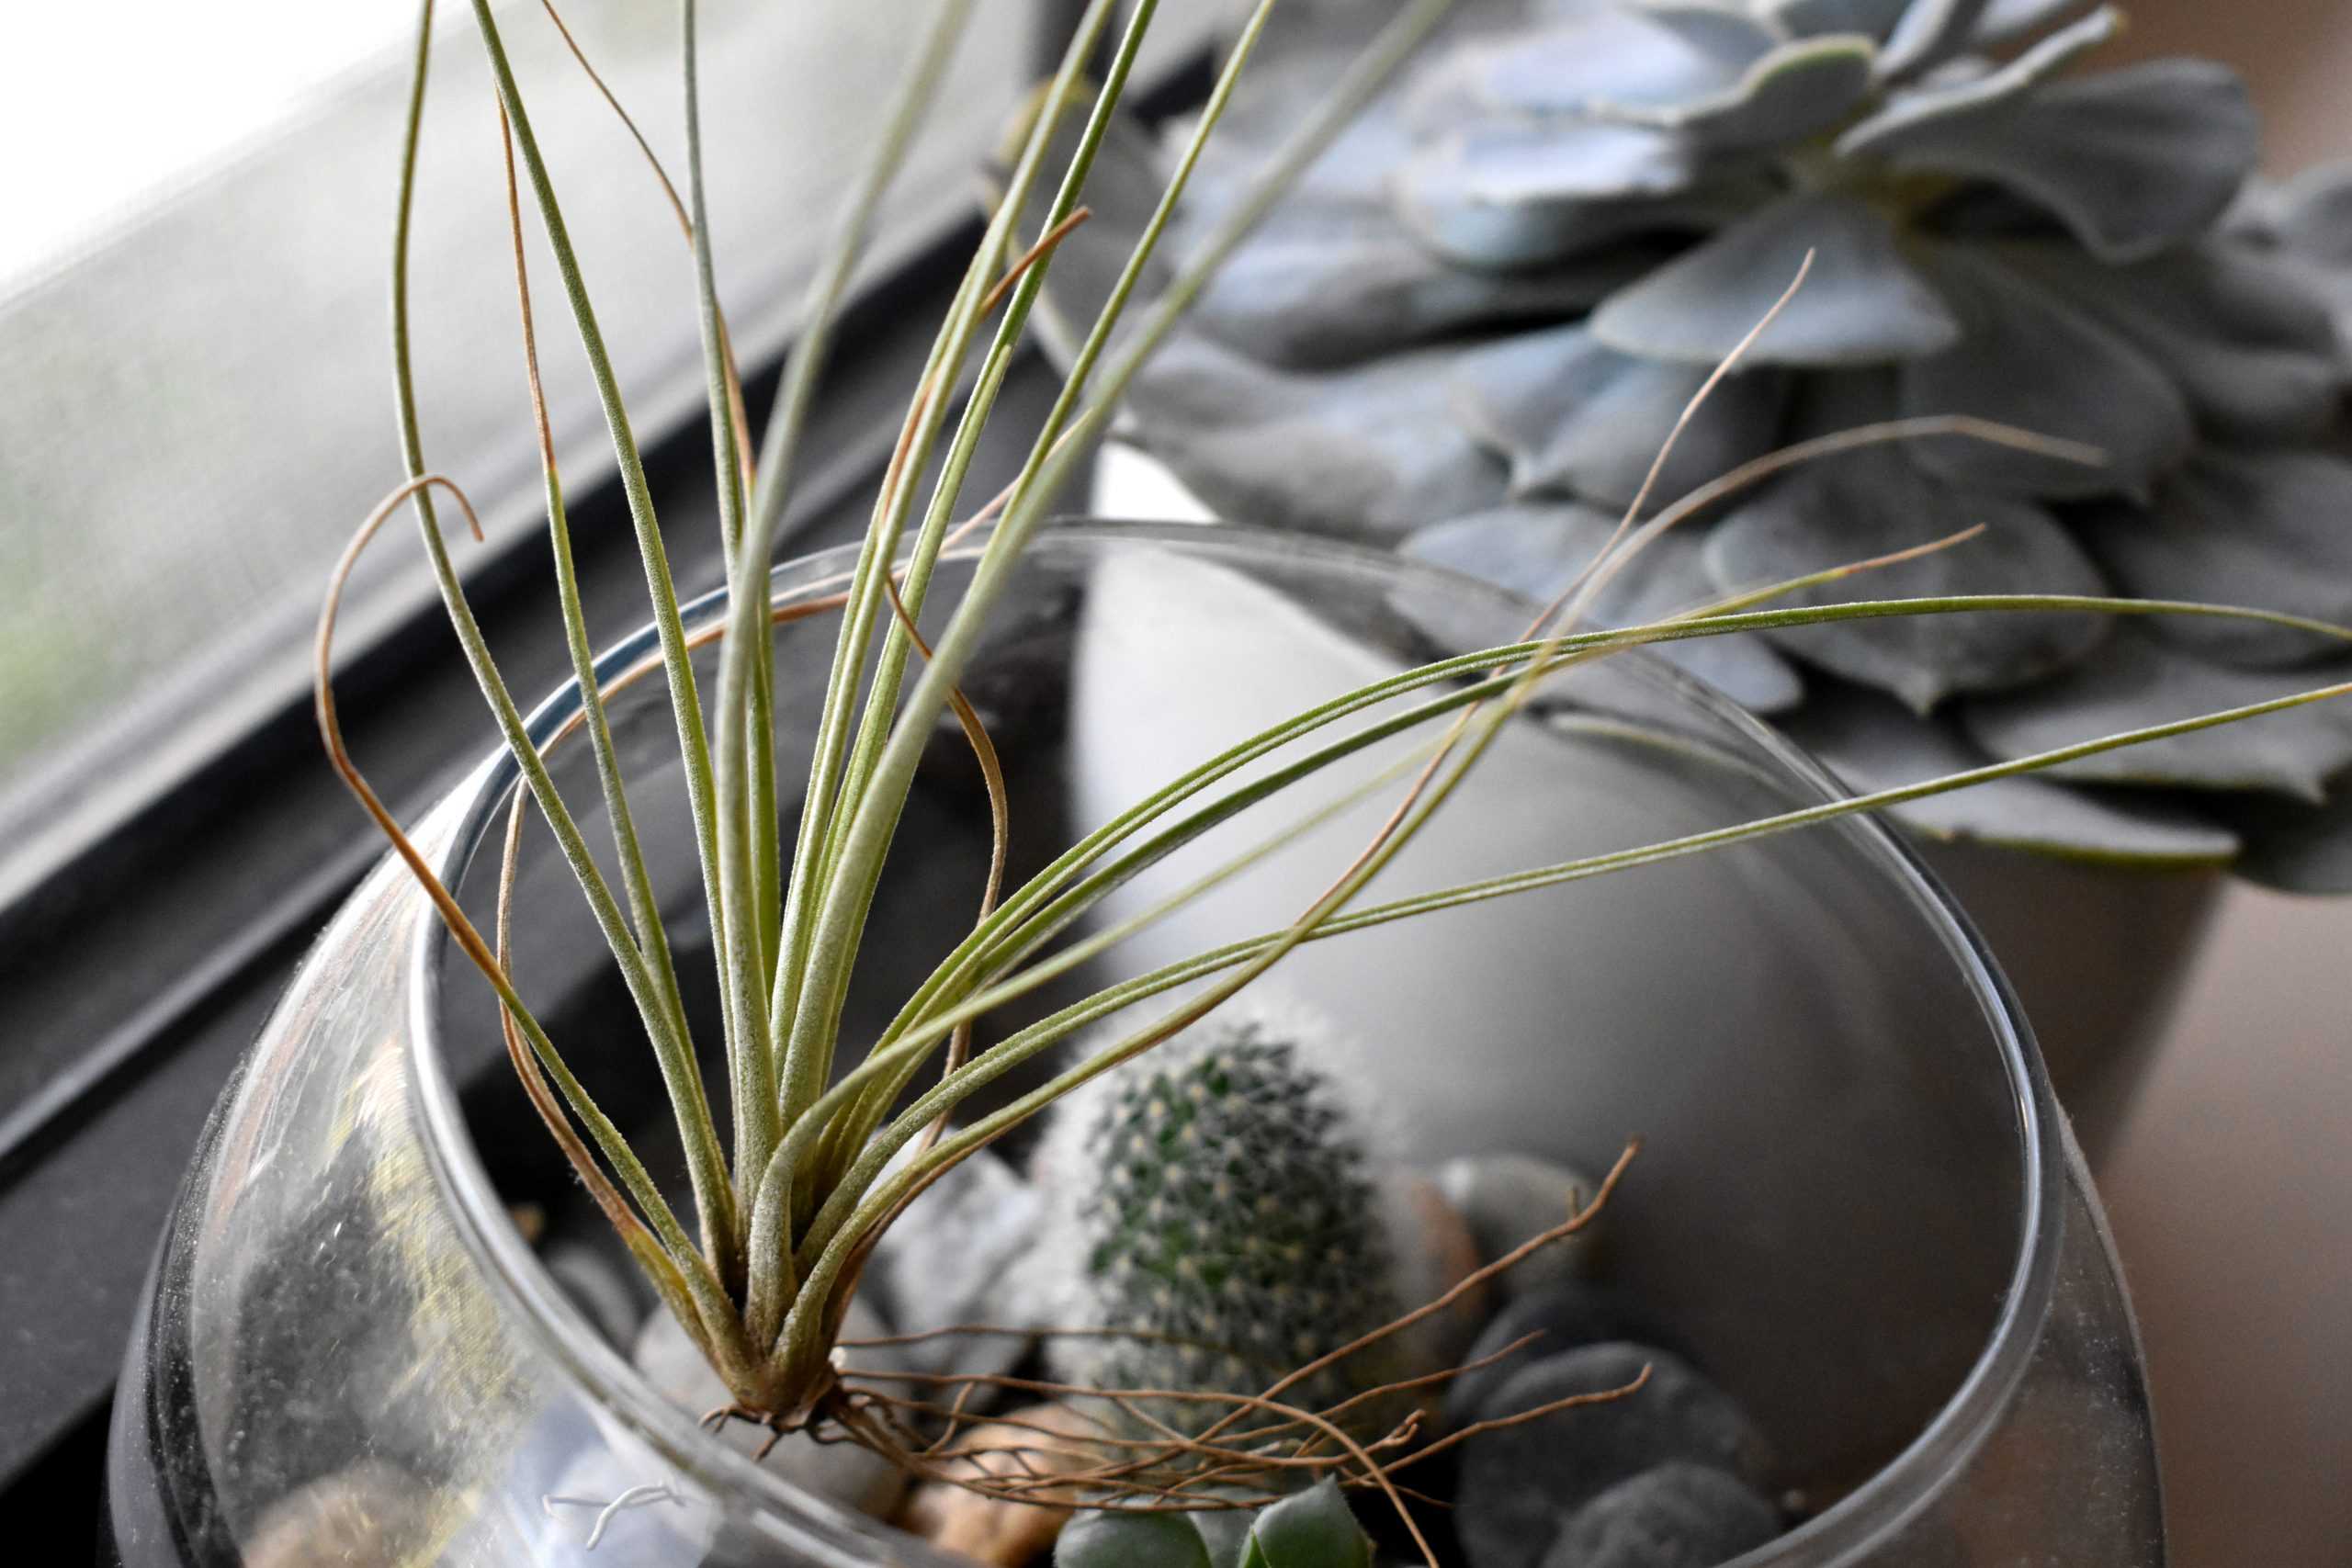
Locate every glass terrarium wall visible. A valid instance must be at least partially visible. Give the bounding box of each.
[108,528,2159,1565]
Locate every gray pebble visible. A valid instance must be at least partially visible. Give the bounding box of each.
[862,1145,1046,1384]
[631,1301,910,1519]
[1443,1280,1645,1428]
[1435,1153,1605,1300]
[1456,1344,1770,1568]
[1544,1463,1780,1568]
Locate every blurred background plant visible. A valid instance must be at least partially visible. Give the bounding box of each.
[1050,0,2352,886]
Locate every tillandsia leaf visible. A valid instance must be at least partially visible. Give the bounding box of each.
[1594,33,1879,150]
[1962,626,2352,798]
[1874,0,1992,81]
[1990,241,2345,444]
[1590,192,1962,366]
[1900,244,2194,499]
[2075,449,2352,669]
[1704,431,2109,708]
[1392,123,1721,271]
[1844,58,2259,263]
[2209,784,2352,894]
[1404,502,1806,711]
[1129,334,1507,542]
[1448,327,1790,510]
[1778,682,2242,863]
[1837,3,2119,146]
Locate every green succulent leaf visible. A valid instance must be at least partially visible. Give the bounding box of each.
[1592,190,1962,365]
[1405,502,1807,711]
[1837,5,2119,146]
[1057,1510,1215,1568]
[1963,627,2352,797]
[1238,1481,1374,1568]
[1705,446,2108,708]
[2208,784,2352,893]
[1847,59,2258,263]
[1990,242,2345,444]
[1447,323,1790,510]
[2075,449,2352,668]
[1594,33,1879,150]
[1131,335,1506,542]
[1393,122,1717,269]
[1900,245,2194,498]
[1780,682,2242,863]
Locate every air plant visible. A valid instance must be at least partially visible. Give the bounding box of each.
[310,0,2352,1552]
[1086,0,2352,880]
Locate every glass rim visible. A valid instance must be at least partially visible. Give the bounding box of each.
[405,518,2065,1566]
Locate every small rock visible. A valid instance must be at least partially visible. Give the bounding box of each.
[242,1461,432,1568]
[1388,1173,1490,1370]
[864,1146,1048,1385]
[543,1237,648,1349]
[1455,1344,1770,1568]
[1442,1281,1649,1429]
[1434,1153,1606,1301]
[631,1300,910,1519]
[1544,1463,1780,1568]
[896,1402,1100,1565]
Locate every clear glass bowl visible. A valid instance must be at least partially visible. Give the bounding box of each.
[105,524,2163,1565]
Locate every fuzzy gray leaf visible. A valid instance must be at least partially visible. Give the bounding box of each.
[1963,627,2352,798]
[1899,245,2193,498]
[1129,334,1508,544]
[1990,242,2344,444]
[2209,785,2352,893]
[1704,386,2109,707]
[1779,682,2240,863]
[1845,60,2257,263]
[1404,502,1807,711]
[1597,34,1879,150]
[1876,0,1992,79]
[1394,123,1730,269]
[1592,191,1962,366]
[2075,449,2352,668]
[1838,6,2119,147]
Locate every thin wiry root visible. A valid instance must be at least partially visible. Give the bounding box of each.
[706,1142,1644,1565]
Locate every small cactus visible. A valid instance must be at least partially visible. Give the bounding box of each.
[1032,1000,1419,1435]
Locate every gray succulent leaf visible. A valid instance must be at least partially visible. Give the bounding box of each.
[1394,127,1738,270]
[1403,502,1807,711]
[1451,10,1751,119]
[1592,190,1962,366]
[1875,0,1993,81]
[1634,0,1792,62]
[1969,0,2102,49]
[1765,0,1912,40]
[1844,58,2258,262]
[1899,244,2194,499]
[2274,160,2352,268]
[1590,32,1880,150]
[1989,241,2345,444]
[1778,682,2241,863]
[1704,377,2110,708]
[2074,448,2352,669]
[2207,781,2352,894]
[1837,4,2120,151]
[1129,335,1507,544]
[1446,322,1791,509]
[1962,626,2352,798]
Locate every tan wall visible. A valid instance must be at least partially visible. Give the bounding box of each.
[2109,0,2352,171]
